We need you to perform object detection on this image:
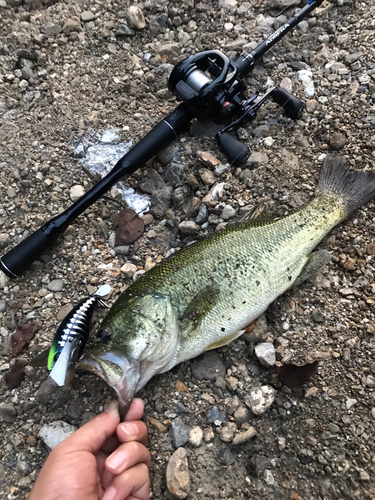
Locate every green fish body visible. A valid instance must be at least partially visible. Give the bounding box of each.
[79,157,375,411]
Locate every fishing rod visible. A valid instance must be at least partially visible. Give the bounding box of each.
[0,0,324,279]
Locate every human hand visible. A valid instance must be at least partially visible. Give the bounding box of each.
[29,399,150,500]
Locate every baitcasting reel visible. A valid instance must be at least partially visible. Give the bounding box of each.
[168,50,304,166]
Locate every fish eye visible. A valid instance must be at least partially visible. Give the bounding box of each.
[101,330,111,344]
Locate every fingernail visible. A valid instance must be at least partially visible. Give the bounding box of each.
[120,422,138,439]
[105,400,119,416]
[102,485,117,500]
[106,450,128,472]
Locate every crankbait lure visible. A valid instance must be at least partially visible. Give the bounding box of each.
[48,284,112,386]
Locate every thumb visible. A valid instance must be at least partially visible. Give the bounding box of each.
[60,400,120,454]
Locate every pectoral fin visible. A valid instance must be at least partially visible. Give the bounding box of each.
[182,282,221,325]
[293,250,331,287]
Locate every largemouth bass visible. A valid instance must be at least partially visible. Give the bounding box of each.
[79,157,375,412]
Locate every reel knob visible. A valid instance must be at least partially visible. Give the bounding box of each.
[216,132,249,167]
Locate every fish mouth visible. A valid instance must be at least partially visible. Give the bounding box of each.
[78,351,140,415]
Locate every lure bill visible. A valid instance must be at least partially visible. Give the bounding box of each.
[48,284,111,386]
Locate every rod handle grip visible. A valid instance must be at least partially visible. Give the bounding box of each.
[0,226,59,278]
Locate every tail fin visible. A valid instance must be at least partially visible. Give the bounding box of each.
[317,156,375,213]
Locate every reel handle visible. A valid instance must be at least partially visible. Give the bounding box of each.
[216,132,249,167]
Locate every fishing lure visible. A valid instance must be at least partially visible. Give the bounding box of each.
[48,284,112,386]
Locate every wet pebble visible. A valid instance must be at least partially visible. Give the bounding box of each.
[329,132,346,150]
[0,300,5,313]
[208,406,226,425]
[81,11,95,22]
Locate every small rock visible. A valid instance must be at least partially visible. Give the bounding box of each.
[127,5,146,30]
[148,416,167,433]
[296,69,315,97]
[329,132,346,150]
[197,151,221,168]
[248,151,269,168]
[254,342,275,368]
[233,406,251,427]
[169,418,189,448]
[232,426,257,446]
[0,233,10,249]
[166,448,190,499]
[245,386,276,415]
[120,263,137,277]
[214,164,228,177]
[221,205,236,220]
[114,245,130,256]
[63,16,81,33]
[346,398,357,410]
[208,406,226,425]
[203,428,214,442]
[0,402,17,423]
[305,99,318,113]
[0,300,5,313]
[41,23,62,36]
[199,168,217,186]
[4,359,25,389]
[367,243,375,255]
[312,309,325,323]
[219,422,237,442]
[70,185,85,202]
[178,220,200,237]
[164,162,182,185]
[47,279,63,292]
[81,11,95,22]
[189,427,203,447]
[263,469,275,486]
[278,437,286,450]
[38,421,77,449]
[359,469,370,481]
[196,204,209,224]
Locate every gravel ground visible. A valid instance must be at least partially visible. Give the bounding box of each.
[1,0,375,499]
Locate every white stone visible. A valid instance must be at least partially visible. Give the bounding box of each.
[296,69,315,97]
[189,427,203,447]
[346,398,357,410]
[255,342,276,368]
[127,6,146,30]
[69,184,85,202]
[245,386,276,415]
[39,421,77,449]
[120,262,137,277]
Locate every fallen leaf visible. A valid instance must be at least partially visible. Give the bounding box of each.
[11,322,39,355]
[114,208,144,246]
[5,359,25,389]
[278,361,319,389]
